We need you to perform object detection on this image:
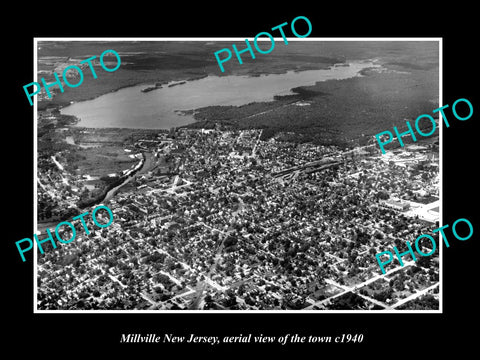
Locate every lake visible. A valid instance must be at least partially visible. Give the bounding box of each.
[61,60,379,129]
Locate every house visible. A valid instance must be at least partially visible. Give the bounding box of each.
[379,199,410,211]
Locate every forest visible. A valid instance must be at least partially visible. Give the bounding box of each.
[184,60,438,148]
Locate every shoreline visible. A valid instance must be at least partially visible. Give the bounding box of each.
[42,62,346,113]
[52,61,361,131]
[40,73,212,111]
[37,58,429,149]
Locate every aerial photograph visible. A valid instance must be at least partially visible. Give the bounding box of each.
[35,39,440,311]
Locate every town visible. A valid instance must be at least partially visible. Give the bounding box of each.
[16,204,114,262]
[375,97,473,154]
[375,216,473,274]
[36,114,440,310]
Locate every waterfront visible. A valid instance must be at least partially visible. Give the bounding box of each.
[60,60,380,129]
[37,41,440,311]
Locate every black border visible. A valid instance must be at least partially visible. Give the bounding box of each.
[6,4,478,355]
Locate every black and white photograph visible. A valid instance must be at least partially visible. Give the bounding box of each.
[6,5,478,356]
[34,39,441,312]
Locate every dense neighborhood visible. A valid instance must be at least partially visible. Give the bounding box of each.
[36,123,440,310]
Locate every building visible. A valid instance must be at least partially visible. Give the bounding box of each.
[379,199,410,211]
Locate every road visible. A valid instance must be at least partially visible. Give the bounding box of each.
[324,278,393,309]
[189,223,235,309]
[251,129,263,157]
[304,261,415,310]
[147,178,193,195]
[391,282,439,309]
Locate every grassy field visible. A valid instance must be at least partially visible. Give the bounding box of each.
[71,145,135,177]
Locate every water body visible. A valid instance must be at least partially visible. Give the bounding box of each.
[103,175,133,203]
[61,60,379,129]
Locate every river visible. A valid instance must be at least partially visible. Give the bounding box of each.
[103,175,133,203]
[60,60,380,129]
[103,154,148,203]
